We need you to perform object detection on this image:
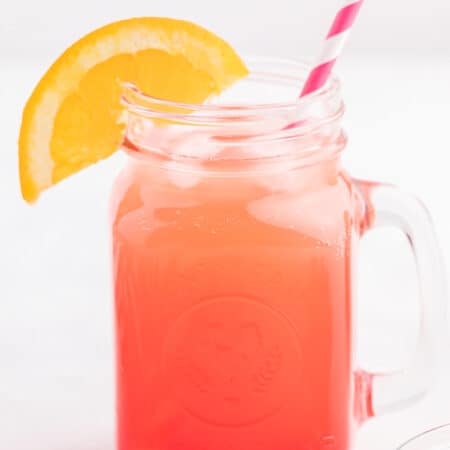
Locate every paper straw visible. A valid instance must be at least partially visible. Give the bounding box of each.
[300,0,364,97]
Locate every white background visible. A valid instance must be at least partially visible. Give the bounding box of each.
[1,0,450,449]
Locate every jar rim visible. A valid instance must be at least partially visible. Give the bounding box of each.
[121,56,344,130]
[121,56,346,168]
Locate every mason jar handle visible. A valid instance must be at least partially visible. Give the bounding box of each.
[354,180,447,421]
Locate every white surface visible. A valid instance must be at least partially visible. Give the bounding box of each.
[1,0,450,60]
[1,33,450,450]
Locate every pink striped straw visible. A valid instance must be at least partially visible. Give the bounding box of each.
[300,0,364,97]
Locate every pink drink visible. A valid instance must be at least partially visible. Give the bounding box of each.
[113,152,354,450]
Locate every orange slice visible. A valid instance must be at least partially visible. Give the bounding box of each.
[19,17,248,203]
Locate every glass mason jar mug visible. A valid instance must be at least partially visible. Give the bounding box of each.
[111,59,446,450]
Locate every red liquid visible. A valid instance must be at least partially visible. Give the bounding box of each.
[112,159,356,450]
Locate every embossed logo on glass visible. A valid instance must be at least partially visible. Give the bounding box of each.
[164,296,301,426]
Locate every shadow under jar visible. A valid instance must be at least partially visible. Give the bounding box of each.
[110,58,446,450]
